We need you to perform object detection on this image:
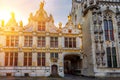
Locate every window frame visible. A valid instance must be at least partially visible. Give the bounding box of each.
[38,22,46,31]
[24,52,32,66]
[37,36,46,47]
[106,47,117,68]
[6,36,19,47]
[50,53,58,59]
[37,52,46,66]
[5,52,18,66]
[64,37,76,48]
[24,36,33,47]
[50,37,58,48]
[103,18,114,41]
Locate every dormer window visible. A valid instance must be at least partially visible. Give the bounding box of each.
[38,22,45,31]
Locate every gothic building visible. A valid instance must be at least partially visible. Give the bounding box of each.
[71,0,120,77]
[0,2,82,77]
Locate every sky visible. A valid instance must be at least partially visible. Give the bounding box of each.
[0,0,72,27]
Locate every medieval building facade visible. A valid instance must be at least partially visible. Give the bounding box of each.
[71,0,120,77]
[0,1,82,77]
[0,0,120,77]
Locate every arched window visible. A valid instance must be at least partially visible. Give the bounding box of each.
[103,11,117,68]
[103,12,114,41]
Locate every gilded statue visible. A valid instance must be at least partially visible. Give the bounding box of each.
[40,1,45,10]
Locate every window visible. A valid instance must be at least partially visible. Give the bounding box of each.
[10,53,13,66]
[14,53,18,66]
[104,20,114,41]
[6,36,19,47]
[64,37,76,48]
[106,47,117,68]
[24,52,32,66]
[50,53,58,59]
[24,36,33,47]
[5,53,9,66]
[37,37,46,47]
[38,22,45,31]
[5,52,18,66]
[50,37,58,48]
[37,52,45,66]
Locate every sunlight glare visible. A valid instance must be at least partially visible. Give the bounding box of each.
[0,8,10,24]
[0,7,22,26]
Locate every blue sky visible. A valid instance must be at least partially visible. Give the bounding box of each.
[0,0,72,26]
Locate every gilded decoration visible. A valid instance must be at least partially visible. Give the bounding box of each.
[6,12,18,27]
[51,58,58,63]
[33,1,48,22]
[4,48,18,52]
[4,32,19,35]
[63,34,79,37]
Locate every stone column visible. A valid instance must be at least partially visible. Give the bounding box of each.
[61,37,64,48]
[58,33,62,48]
[0,52,5,66]
[33,32,37,47]
[32,52,37,66]
[19,32,24,47]
[46,33,50,48]
[0,32,5,66]
[18,52,24,66]
[45,52,51,76]
[18,32,24,66]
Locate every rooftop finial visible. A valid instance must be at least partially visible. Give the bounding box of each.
[68,15,72,21]
[40,0,45,9]
[19,20,23,27]
[11,12,15,19]
[1,20,4,27]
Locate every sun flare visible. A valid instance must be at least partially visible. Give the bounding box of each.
[0,7,22,26]
[0,9,10,23]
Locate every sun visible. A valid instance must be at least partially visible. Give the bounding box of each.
[0,8,11,23]
[0,7,22,26]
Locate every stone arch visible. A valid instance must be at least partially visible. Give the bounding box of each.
[63,52,83,75]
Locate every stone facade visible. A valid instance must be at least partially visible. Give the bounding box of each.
[71,0,120,77]
[0,1,82,77]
